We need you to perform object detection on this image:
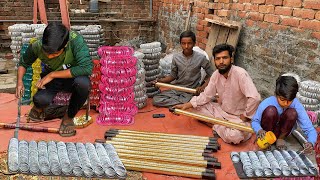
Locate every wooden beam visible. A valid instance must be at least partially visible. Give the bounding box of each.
[205,18,239,29]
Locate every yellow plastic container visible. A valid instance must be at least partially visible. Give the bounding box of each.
[257,131,277,149]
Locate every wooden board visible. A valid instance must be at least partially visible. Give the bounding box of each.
[205,17,242,60]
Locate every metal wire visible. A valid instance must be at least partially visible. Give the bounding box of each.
[248,151,264,177]
[239,152,253,177]
[265,151,282,176]
[7,138,126,178]
[256,151,272,176]
[273,150,291,176]
[288,150,309,175]
[280,150,300,176]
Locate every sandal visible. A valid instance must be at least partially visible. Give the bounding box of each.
[27,107,45,122]
[276,139,287,150]
[59,120,76,137]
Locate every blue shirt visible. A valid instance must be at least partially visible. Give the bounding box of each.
[251,96,317,145]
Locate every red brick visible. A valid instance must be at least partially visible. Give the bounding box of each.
[281,17,300,27]
[198,43,206,50]
[245,4,259,11]
[311,32,320,40]
[248,12,264,21]
[219,0,231,3]
[238,11,247,18]
[257,21,270,28]
[275,6,292,16]
[246,19,255,26]
[198,31,208,38]
[259,5,275,13]
[271,24,289,30]
[316,11,320,20]
[231,3,245,10]
[199,20,209,26]
[264,14,280,23]
[217,10,230,17]
[266,0,283,5]
[197,13,205,19]
[251,0,266,4]
[283,0,302,7]
[196,25,204,31]
[304,0,320,10]
[293,8,315,19]
[239,0,251,3]
[201,37,208,44]
[299,20,320,31]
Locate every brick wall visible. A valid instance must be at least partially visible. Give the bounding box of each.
[0,0,154,48]
[154,0,320,97]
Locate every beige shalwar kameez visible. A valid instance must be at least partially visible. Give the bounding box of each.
[190,65,261,144]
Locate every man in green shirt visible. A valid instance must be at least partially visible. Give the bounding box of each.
[16,22,93,137]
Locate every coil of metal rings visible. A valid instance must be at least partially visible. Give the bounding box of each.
[99,103,138,115]
[144,63,160,71]
[101,66,137,78]
[297,92,319,105]
[101,76,136,88]
[97,114,134,125]
[100,56,137,67]
[146,69,161,77]
[144,52,161,59]
[248,151,264,177]
[288,150,309,175]
[280,150,300,176]
[300,80,320,94]
[142,59,160,65]
[134,51,145,59]
[273,150,291,176]
[140,41,161,49]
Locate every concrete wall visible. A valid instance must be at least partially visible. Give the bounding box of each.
[154,0,320,97]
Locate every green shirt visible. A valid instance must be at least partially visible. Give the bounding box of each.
[19,31,93,77]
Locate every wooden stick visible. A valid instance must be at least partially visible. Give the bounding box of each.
[122,159,216,179]
[155,82,197,94]
[0,123,59,133]
[170,108,255,133]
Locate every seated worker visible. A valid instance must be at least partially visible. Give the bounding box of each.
[152,31,214,107]
[15,22,93,137]
[252,75,316,153]
[174,44,261,144]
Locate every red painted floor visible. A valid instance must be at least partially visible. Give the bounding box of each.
[0,93,259,180]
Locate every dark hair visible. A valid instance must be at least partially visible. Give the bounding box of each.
[180,31,196,43]
[212,44,235,58]
[275,75,299,101]
[42,22,69,54]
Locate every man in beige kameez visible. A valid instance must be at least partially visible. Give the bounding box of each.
[174,44,261,144]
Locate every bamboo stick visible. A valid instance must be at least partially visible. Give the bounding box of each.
[114,148,217,162]
[170,108,255,133]
[96,139,213,153]
[122,159,215,179]
[155,82,197,94]
[0,123,59,133]
[117,153,221,168]
[106,137,218,151]
[111,143,213,158]
[106,129,217,143]
[105,132,217,146]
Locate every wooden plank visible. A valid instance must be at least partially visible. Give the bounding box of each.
[205,24,221,60]
[227,25,242,49]
[205,18,239,29]
[216,26,230,45]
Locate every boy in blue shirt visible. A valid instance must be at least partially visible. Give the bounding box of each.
[252,75,316,153]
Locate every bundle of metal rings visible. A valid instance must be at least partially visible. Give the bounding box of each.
[8,138,127,179]
[79,25,105,60]
[231,150,317,177]
[133,51,148,109]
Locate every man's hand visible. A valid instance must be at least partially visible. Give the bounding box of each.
[240,114,251,122]
[195,86,205,95]
[15,81,24,98]
[173,102,193,110]
[257,129,266,140]
[304,142,314,154]
[36,73,54,89]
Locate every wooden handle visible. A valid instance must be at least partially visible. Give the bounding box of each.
[155,82,197,94]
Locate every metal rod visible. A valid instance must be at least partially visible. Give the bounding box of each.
[115,148,217,162]
[1,123,59,133]
[121,158,216,179]
[155,82,197,94]
[111,143,213,158]
[14,98,22,139]
[108,129,212,141]
[106,137,218,151]
[169,108,255,133]
[105,132,217,145]
[96,139,214,153]
[292,130,308,147]
[117,153,220,168]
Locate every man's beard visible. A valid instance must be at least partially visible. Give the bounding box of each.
[217,64,232,74]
